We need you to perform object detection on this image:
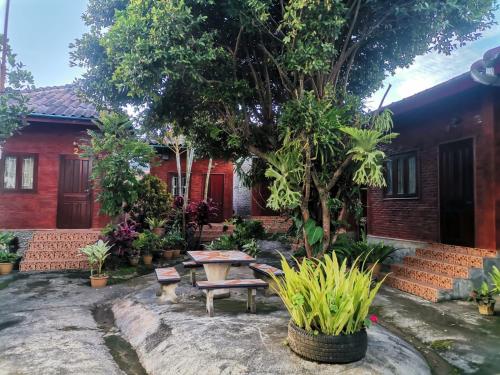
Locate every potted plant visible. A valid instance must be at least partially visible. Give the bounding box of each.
[80,240,111,288]
[132,231,159,265]
[127,249,141,266]
[271,253,385,363]
[161,230,185,259]
[470,282,496,316]
[0,250,20,275]
[491,266,500,294]
[364,242,398,278]
[146,217,167,236]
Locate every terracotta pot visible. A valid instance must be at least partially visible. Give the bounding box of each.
[173,249,181,258]
[153,227,165,236]
[367,263,381,277]
[478,302,495,316]
[142,254,153,265]
[163,250,175,260]
[287,320,367,363]
[0,262,14,275]
[90,275,109,288]
[129,257,140,266]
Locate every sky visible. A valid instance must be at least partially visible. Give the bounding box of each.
[1,1,499,106]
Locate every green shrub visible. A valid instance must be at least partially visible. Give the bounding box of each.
[489,266,500,294]
[162,230,186,249]
[470,282,495,305]
[145,217,167,230]
[135,175,173,223]
[271,253,384,335]
[233,220,266,242]
[241,239,260,257]
[331,234,397,267]
[0,232,15,251]
[132,231,161,255]
[0,250,19,263]
[204,235,239,250]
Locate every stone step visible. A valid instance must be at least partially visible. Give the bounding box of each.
[23,250,86,261]
[391,264,454,289]
[416,248,484,268]
[427,243,498,258]
[385,273,451,302]
[32,231,100,242]
[404,256,469,278]
[28,241,94,251]
[19,259,89,272]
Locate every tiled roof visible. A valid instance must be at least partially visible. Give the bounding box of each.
[25,85,98,120]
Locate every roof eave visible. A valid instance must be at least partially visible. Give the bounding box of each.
[27,113,97,126]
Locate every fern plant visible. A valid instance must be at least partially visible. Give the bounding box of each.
[271,253,385,336]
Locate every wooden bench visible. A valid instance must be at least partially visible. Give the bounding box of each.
[196,279,268,317]
[155,267,181,303]
[182,261,203,286]
[249,263,284,295]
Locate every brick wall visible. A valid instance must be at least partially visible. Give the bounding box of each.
[0,122,107,229]
[150,155,234,221]
[368,88,497,249]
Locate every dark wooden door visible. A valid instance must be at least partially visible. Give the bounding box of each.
[439,139,474,247]
[57,156,93,229]
[206,174,224,222]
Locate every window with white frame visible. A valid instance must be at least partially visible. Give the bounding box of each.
[171,175,187,196]
[1,154,38,192]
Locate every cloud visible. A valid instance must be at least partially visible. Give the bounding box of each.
[366,10,500,110]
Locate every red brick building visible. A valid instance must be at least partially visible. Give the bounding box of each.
[367,60,500,301]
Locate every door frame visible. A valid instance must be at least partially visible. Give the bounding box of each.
[56,155,93,229]
[437,136,476,246]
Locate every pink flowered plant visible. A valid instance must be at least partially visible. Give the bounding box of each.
[369,314,378,324]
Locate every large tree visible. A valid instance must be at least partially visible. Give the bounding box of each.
[72,0,496,257]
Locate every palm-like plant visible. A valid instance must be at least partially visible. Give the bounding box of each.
[271,253,385,336]
[490,266,500,294]
[80,240,111,277]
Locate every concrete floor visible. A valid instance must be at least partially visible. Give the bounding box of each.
[373,286,500,374]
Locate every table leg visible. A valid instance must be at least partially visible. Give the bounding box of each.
[203,263,231,299]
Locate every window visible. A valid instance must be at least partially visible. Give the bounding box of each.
[384,152,418,198]
[171,175,187,196]
[0,154,38,192]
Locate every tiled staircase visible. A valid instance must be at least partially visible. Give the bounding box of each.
[385,243,499,302]
[19,230,100,272]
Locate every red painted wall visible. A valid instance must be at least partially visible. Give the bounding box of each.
[150,155,234,221]
[368,88,498,249]
[0,122,107,229]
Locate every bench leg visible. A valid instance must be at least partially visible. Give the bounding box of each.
[190,269,196,286]
[206,290,215,317]
[247,288,257,313]
[159,283,178,303]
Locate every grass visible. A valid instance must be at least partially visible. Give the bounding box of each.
[430,339,454,351]
[107,265,152,285]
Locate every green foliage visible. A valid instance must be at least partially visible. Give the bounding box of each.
[490,266,500,294]
[135,175,173,223]
[272,253,385,335]
[81,112,155,217]
[204,234,239,251]
[132,231,161,255]
[332,235,398,266]
[0,232,15,251]
[0,250,19,263]
[0,36,34,142]
[145,217,167,230]
[470,282,496,305]
[241,238,260,257]
[161,230,186,249]
[232,220,266,242]
[80,240,111,276]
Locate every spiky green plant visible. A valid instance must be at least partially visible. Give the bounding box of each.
[80,240,111,277]
[490,266,500,294]
[271,253,385,335]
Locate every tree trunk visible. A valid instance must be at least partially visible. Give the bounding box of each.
[319,192,331,257]
[204,158,213,200]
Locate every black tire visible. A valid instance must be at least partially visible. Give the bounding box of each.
[287,320,367,363]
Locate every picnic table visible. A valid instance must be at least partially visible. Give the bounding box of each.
[187,250,255,298]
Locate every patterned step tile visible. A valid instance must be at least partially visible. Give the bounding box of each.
[391,264,454,289]
[23,250,86,261]
[19,259,89,272]
[32,231,100,242]
[416,248,483,268]
[404,256,469,278]
[428,243,498,258]
[385,274,450,302]
[28,241,94,252]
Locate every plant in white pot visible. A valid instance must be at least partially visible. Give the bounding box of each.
[271,253,384,363]
[80,240,111,288]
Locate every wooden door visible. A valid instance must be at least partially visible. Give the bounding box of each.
[439,139,474,247]
[57,155,93,229]
[206,174,224,222]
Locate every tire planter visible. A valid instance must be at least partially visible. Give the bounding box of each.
[90,275,109,288]
[0,262,14,275]
[287,320,367,364]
